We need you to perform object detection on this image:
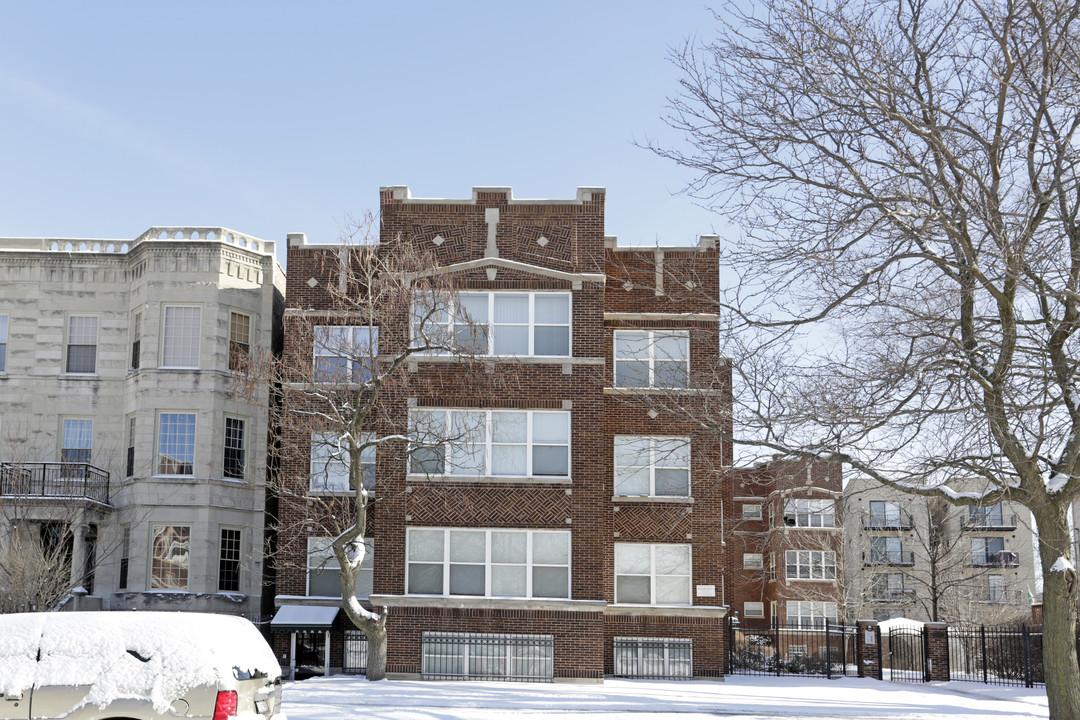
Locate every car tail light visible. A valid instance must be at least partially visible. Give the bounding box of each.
[212,690,238,720]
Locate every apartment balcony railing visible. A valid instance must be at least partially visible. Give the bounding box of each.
[981,589,1024,604]
[0,462,111,505]
[971,551,1019,568]
[962,514,1018,531]
[867,588,917,603]
[862,550,915,567]
[863,512,913,531]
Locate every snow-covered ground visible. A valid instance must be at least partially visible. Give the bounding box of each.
[282,674,1049,719]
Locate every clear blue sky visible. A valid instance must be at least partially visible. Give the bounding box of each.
[0,1,729,267]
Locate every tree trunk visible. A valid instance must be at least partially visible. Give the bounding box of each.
[1033,505,1080,720]
[364,623,388,681]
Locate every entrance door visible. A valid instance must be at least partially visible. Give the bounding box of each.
[292,631,328,680]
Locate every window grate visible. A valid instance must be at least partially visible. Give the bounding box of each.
[421,632,554,682]
[614,637,693,680]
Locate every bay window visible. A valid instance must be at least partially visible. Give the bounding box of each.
[785,550,836,580]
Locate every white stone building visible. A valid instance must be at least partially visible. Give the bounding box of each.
[0,228,283,619]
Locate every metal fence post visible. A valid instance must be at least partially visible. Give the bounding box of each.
[1022,625,1033,688]
[825,619,832,679]
[980,625,987,684]
[773,616,781,676]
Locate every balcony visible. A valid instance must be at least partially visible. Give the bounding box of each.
[0,462,111,505]
[971,551,1019,568]
[862,550,915,567]
[962,513,1018,531]
[981,588,1023,604]
[867,588,916,603]
[863,512,913,531]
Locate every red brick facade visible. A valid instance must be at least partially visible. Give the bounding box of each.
[274,185,739,681]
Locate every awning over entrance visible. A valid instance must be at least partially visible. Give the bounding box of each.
[270,605,340,633]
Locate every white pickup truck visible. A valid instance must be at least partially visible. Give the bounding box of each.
[0,612,285,720]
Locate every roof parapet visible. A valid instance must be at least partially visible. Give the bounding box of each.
[381,185,606,206]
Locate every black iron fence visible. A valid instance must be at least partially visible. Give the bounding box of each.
[421,632,554,682]
[0,462,110,504]
[343,630,368,675]
[613,637,693,680]
[947,625,1042,687]
[886,627,928,683]
[729,619,859,677]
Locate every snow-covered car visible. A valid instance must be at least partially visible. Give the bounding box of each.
[0,612,284,720]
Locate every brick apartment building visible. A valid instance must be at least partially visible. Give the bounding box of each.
[272,186,737,680]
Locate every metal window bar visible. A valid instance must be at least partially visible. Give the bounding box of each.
[613,637,693,680]
[728,618,859,677]
[421,632,554,682]
[343,630,368,675]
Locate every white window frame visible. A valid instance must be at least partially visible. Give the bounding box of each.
[409,409,570,479]
[65,315,98,374]
[157,412,196,476]
[0,314,8,372]
[310,432,376,493]
[612,329,689,388]
[783,498,836,528]
[130,309,142,370]
[743,601,765,618]
[786,601,837,629]
[412,291,572,358]
[784,550,837,581]
[60,417,93,465]
[223,416,246,480]
[405,528,570,599]
[742,553,763,570]
[742,503,762,520]
[614,542,692,606]
[313,325,377,383]
[306,536,373,598]
[150,524,191,590]
[613,436,691,497]
[161,305,202,368]
[228,311,252,372]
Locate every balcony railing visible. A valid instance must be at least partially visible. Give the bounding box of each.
[0,462,111,504]
[867,588,916,603]
[981,589,1023,604]
[962,514,1018,531]
[863,550,915,567]
[863,512,913,531]
[971,551,1019,568]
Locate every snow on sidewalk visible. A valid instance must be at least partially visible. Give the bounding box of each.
[282,674,1048,719]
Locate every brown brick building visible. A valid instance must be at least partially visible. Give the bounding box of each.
[272,185,830,681]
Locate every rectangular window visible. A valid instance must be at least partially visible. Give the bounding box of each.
[968,502,1005,527]
[870,573,906,600]
[162,306,201,367]
[406,528,570,599]
[313,325,377,382]
[784,550,837,580]
[307,537,373,598]
[223,417,245,479]
[613,330,689,388]
[218,528,242,592]
[987,575,1005,603]
[769,553,777,581]
[228,312,251,371]
[409,409,570,478]
[61,418,93,465]
[310,432,376,492]
[742,504,762,520]
[421,632,554,681]
[868,501,904,528]
[783,499,835,528]
[614,543,691,605]
[971,537,1007,566]
[66,316,98,373]
[413,291,571,357]
[613,637,693,679]
[0,314,7,372]
[118,527,130,590]
[786,600,837,629]
[151,525,190,590]
[743,601,765,618]
[157,413,196,475]
[126,416,136,477]
[130,311,141,370]
[614,436,690,497]
[743,553,763,570]
[870,537,909,565]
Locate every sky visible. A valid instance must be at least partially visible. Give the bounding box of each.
[0,1,732,268]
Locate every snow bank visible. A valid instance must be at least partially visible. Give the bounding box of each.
[877,617,924,633]
[0,612,280,713]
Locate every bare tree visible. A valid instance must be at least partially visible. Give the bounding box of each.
[264,216,493,681]
[650,0,1080,714]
